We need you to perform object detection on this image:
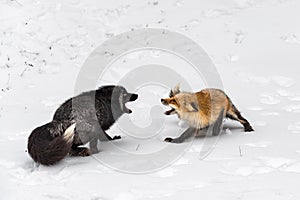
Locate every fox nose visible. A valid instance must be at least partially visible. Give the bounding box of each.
[161,99,164,102]
[129,93,138,101]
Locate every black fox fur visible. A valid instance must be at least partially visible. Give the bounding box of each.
[27,85,138,165]
[28,121,75,165]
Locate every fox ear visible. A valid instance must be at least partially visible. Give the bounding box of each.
[169,83,181,97]
[169,90,174,97]
[187,102,198,112]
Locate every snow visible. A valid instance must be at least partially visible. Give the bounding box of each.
[1,0,300,199]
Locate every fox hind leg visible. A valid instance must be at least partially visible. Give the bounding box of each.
[69,146,91,157]
[226,105,254,132]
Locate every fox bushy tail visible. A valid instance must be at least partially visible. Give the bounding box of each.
[28,124,75,165]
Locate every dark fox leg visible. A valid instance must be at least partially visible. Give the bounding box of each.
[69,135,98,156]
[70,134,88,157]
[212,109,225,136]
[164,110,225,143]
[98,131,121,141]
[70,135,91,157]
[89,138,100,154]
[227,105,254,132]
[106,132,121,140]
[76,120,121,143]
[164,128,197,143]
[195,109,224,137]
[71,121,101,155]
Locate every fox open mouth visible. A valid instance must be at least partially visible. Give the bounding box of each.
[123,103,132,114]
[124,93,138,114]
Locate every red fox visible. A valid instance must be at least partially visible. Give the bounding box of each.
[161,85,254,143]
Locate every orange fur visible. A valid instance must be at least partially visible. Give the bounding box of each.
[162,88,253,132]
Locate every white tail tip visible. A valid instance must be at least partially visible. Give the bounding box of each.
[63,123,75,143]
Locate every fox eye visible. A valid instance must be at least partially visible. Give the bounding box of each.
[169,99,179,106]
[190,102,198,112]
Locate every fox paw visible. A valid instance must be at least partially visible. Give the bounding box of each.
[90,148,100,154]
[69,147,91,157]
[164,137,173,142]
[112,135,121,140]
[244,125,254,132]
[78,149,91,157]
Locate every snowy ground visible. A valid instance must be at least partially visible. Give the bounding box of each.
[1,0,300,199]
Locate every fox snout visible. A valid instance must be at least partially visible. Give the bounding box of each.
[161,98,169,105]
[129,93,138,101]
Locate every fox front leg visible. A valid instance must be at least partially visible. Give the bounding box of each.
[164,128,198,143]
[98,131,121,141]
[89,138,100,154]
[96,127,121,141]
